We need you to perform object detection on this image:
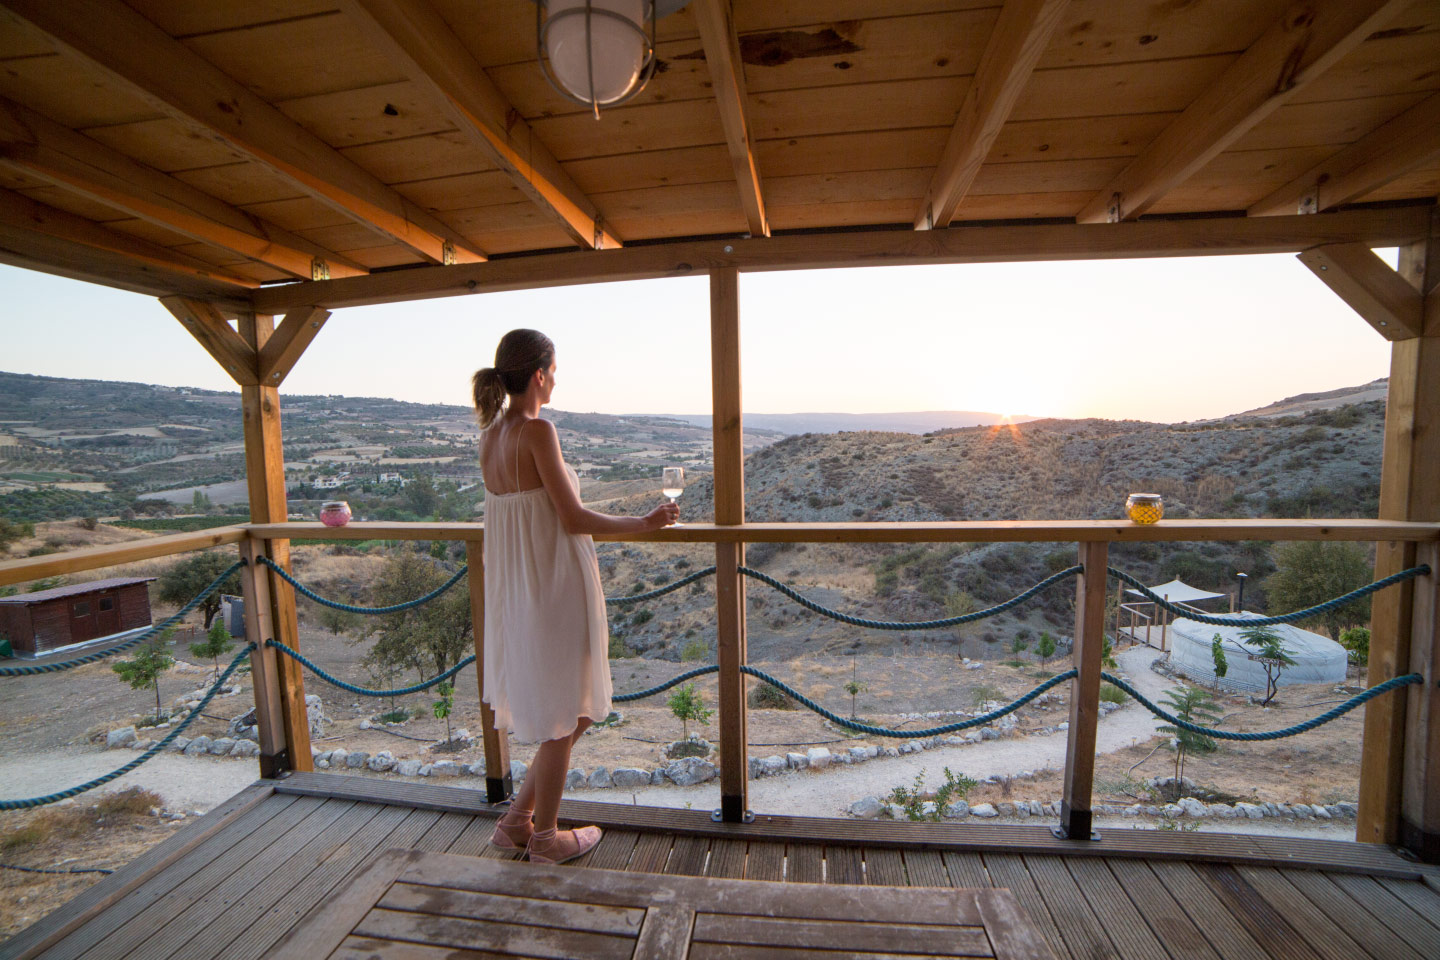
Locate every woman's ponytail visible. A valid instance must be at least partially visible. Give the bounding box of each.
[472,367,507,428]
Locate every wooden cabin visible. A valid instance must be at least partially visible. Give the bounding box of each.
[1,1,1439,957]
[0,576,154,656]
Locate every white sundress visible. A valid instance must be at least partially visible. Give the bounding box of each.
[479,421,613,744]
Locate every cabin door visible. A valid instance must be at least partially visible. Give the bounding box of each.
[96,592,120,636]
[70,599,98,643]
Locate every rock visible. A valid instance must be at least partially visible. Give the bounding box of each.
[1057,721,1070,731]
[664,757,716,786]
[432,760,461,777]
[849,747,870,762]
[565,769,586,789]
[759,756,787,776]
[1312,804,1332,819]
[1178,798,1208,818]
[167,737,190,753]
[850,796,884,819]
[466,762,485,776]
[1162,804,1183,819]
[1142,805,1162,817]
[510,761,528,782]
[330,748,348,767]
[1043,803,1058,817]
[1212,804,1236,819]
[1014,802,1030,819]
[209,737,236,756]
[864,746,880,758]
[785,752,809,770]
[107,726,138,749]
[346,751,370,769]
[1291,803,1313,819]
[611,767,650,788]
[133,740,156,751]
[748,757,765,779]
[970,803,998,818]
[1236,802,1265,819]
[367,751,396,772]
[920,802,938,817]
[418,764,433,776]
[358,719,372,730]
[943,801,969,818]
[1324,804,1343,818]
[965,662,984,670]
[884,803,907,819]
[183,736,212,757]
[1124,805,1141,817]
[883,746,900,757]
[943,737,965,746]
[231,740,260,758]
[806,747,831,770]
[650,769,666,785]
[316,759,330,769]
[587,767,613,789]
[997,802,1017,817]
[314,751,332,764]
[1336,802,1358,818]
[397,759,422,777]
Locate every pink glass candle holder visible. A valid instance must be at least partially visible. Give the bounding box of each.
[320,500,352,527]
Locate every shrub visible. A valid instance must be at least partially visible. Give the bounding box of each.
[748,682,796,710]
[888,766,977,822]
[608,633,634,658]
[631,608,654,626]
[680,639,708,661]
[376,708,411,724]
[1099,682,1126,704]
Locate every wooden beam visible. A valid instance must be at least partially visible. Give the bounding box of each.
[0,0,484,266]
[0,527,246,589]
[1298,242,1423,339]
[256,307,331,386]
[1060,541,1108,841]
[1250,93,1440,218]
[340,0,618,251]
[0,240,248,305]
[250,206,1431,313]
[711,266,748,823]
[691,0,768,238]
[239,535,290,778]
[465,540,511,804]
[0,97,366,281]
[160,296,260,385]
[1076,0,1409,223]
[915,0,1068,230]
[0,187,256,290]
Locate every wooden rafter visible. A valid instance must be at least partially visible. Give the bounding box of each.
[1250,93,1440,218]
[1076,0,1409,224]
[914,0,1068,231]
[250,206,1429,313]
[0,0,485,266]
[341,0,619,250]
[257,307,332,386]
[0,97,366,281]
[0,187,255,290]
[692,0,768,238]
[159,296,260,385]
[1299,242,1424,340]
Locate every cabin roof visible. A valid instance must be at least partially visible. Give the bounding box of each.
[0,1,1436,307]
[0,575,156,604]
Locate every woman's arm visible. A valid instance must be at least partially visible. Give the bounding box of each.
[525,419,677,536]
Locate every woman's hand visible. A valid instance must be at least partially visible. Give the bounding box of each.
[643,502,680,530]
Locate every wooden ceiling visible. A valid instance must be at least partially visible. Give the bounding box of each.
[0,0,1437,307]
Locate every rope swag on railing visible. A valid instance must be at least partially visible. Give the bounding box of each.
[256,555,467,615]
[1107,564,1431,628]
[0,561,244,677]
[266,639,473,697]
[0,645,253,810]
[607,566,716,605]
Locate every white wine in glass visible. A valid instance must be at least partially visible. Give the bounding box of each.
[661,466,684,526]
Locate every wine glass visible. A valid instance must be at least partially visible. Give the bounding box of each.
[661,466,684,526]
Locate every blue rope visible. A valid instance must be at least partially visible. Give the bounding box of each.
[1099,670,1423,741]
[738,564,1082,630]
[0,561,244,676]
[266,639,473,696]
[1108,564,1430,628]
[0,645,253,810]
[608,567,716,605]
[258,556,468,615]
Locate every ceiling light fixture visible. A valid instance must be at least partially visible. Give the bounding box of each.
[534,1,690,118]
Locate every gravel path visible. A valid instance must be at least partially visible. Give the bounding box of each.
[0,750,258,813]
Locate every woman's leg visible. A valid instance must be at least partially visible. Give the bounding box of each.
[509,716,591,819]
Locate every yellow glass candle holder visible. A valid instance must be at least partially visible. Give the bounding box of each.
[1126,493,1164,524]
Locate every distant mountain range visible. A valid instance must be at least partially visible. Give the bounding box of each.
[666,410,1036,435]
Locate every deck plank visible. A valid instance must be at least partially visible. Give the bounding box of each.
[786,843,823,884]
[860,848,904,886]
[1277,871,1422,960]
[424,812,476,853]
[1234,866,1362,960]
[1106,858,1220,960]
[940,852,988,888]
[579,829,639,871]
[1146,862,1268,960]
[980,855,1067,960]
[744,841,785,881]
[1329,873,1440,958]
[1065,858,1169,960]
[902,849,948,887]
[663,835,710,876]
[444,817,498,858]
[1024,855,1119,960]
[1195,864,1321,960]
[704,839,747,879]
[628,831,672,874]
[825,846,865,885]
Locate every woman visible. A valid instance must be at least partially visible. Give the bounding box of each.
[472,329,677,864]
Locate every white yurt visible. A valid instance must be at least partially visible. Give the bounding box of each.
[1166,613,1349,693]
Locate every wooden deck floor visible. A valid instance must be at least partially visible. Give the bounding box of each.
[4,772,1439,960]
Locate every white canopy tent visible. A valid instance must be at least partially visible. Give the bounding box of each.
[1166,614,1349,693]
[1118,578,1232,651]
[1125,579,1229,606]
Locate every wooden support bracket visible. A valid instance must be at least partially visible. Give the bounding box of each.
[1298,243,1423,340]
[239,537,290,777]
[160,296,260,385]
[257,307,332,386]
[692,0,769,238]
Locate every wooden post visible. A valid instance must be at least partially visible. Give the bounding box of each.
[711,266,750,823]
[1059,541,1108,840]
[238,313,312,773]
[239,535,289,778]
[1160,594,1169,653]
[1359,209,1438,845]
[466,539,511,803]
[1401,542,1440,860]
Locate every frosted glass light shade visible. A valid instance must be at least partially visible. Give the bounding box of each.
[544,0,647,105]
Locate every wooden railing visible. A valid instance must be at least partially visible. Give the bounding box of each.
[3,519,1437,849]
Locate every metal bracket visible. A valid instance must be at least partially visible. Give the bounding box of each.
[1297,190,1318,215]
[310,257,330,281]
[713,808,756,823]
[1105,193,1123,223]
[442,240,456,266]
[1051,825,1101,841]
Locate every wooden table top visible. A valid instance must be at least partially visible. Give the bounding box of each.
[264,846,1057,959]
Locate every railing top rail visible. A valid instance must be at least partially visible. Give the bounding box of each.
[0,526,246,589]
[242,518,1440,544]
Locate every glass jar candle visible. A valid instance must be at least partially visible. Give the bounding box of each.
[1125,493,1164,525]
[319,500,352,527]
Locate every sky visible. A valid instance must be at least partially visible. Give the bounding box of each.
[1,249,1395,423]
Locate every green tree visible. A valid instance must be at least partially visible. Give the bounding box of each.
[191,489,213,513]
[0,517,35,553]
[1339,626,1370,678]
[1010,635,1029,658]
[190,620,235,681]
[1240,624,1296,706]
[1036,631,1056,668]
[1155,685,1222,789]
[843,659,868,719]
[1101,634,1118,669]
[667,682,712,741]
[363,550,471,684]
[113,631,175,720]
[318,606,361,636]
[1265,540,1372,640]
[1210,634,1229,690]
[157,551,241,628]
[433,680,454,744]
[403,476,439,517]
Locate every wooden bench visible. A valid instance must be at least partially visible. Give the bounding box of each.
[265,847,1058,959]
